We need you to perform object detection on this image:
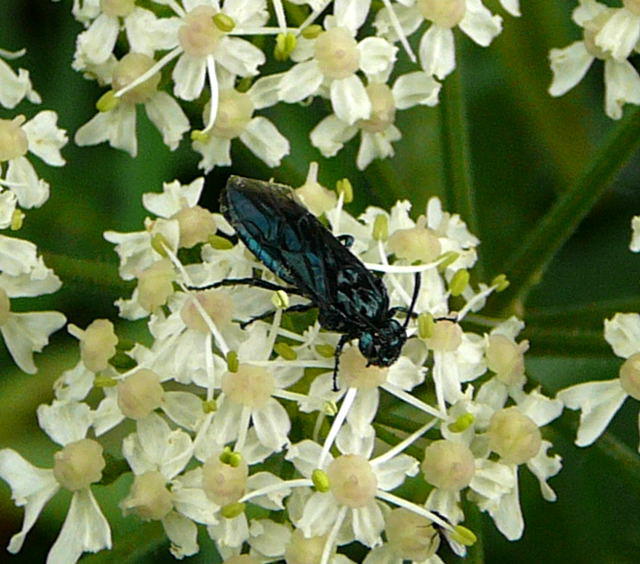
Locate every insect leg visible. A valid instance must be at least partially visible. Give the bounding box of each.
[388,272,422,328]
[337,234,354,248]
[332,333,353,391]
[189,277,305,296]
[239,302,316,329]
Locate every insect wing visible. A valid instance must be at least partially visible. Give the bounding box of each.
[222,177,389,328]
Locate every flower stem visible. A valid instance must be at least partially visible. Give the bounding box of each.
[493,107,640,315]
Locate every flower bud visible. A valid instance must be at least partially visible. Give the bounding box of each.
[202,455,248,506]
[421,440,475,491]
[284,529,328,564]
[80,319,118,372]
[120,471,173,520]
[620,353,640,400]
[117,369,164,420]
[327,454,377,508]
[314,27,360,79]
[385,507,440,561]
[173,205,216,248]
[425,319,462,352]
[53,438,105,491]
[222,364,275,408]
[487,407,541,465]
[388,224,441,263]
[137,259,174,312]
[0,116,28,162]
[486,334,528,386]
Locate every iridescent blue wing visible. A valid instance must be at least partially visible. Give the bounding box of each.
[221,176,389,329]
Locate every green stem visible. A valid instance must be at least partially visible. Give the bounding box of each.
[439,68,483,278]
[493,107,640,315]
[44,252,130,293]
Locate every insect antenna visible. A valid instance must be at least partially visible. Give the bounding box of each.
[403,272,422,330]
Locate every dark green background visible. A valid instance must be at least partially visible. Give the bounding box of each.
[1,1,639,562]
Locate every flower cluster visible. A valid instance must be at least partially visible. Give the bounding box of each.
[0,47,67,373]
[549,0,640,119]
[67,0,517,169]
[0,168,564,562]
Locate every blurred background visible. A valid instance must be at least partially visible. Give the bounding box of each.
[1,1,640,562]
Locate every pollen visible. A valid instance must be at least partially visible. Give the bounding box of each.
[112,53,161,105]
[53,438,105,491]
[0,116,28,162]
[212,90,254,139]
[222,363,275,408]
[421,439,475,491]
[314,27,360,80]
[120,471,173,521]
[338,346,388,389]
[326,454,377,508]
[359,83,396,133]
[117,369,164,420]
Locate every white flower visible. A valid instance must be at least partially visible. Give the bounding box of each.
[548,0,640,119]
[310,72,440,169]
[558,312,640,449]
[0,111,67,208]
[630,215,640,252]
[193,72,289,171]
[593,0,640,61]
[75,53,190,156]
[0,47,41,108]
[0,401,111,563]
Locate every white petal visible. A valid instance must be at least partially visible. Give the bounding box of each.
[459,0,503,47]
[0,58,39,109]
[125,8,163,56]
[557,379,627,446]
[352,502,384,546]
[374,5,423,43]
[335,0,370,34]
[208,398,242,446]
[604,312,640,357]
[75,104,138,156]
[215,37,266,77]
[193,135,232,172]
[6,157,49,208]
[358,37,397,78]
[224,0,269,28]
[487,467,523,540]
[0,449,59,554]
[93,391,124,436]
[336,422,375,458]
[526,440,562,502]
[297,492,338,537]
[279,60,323,103]
[37,401,92,446]
[46,489,111,564]
[162,391,204,430]
[630,215,640,252]
[75,14,119,65]
[573,0,608,26]
[512,387,563,427]
[500,0,520,17]
[331,75,372,124]
[548,42,594,97]
[596,10,640,61]
[0,234,39,275]
[23,111,67,166]
[310,114,358,157]
[162,511,199,559]
[356,129,399,170]
[172,53,207,101]
[144,91,190,150]
[419,26,456,80]
[247,472,291,510]
[253,398,291,451]
[142,178,204,217]
[239,117,290,167]
[2,311,66,374]
[373,453,419,490]
[392,71,441,109]
[346,388,379,433]
[604,58,640,120]
[285,439,325,477]
[248,73,284,109]
[248,519,291,557]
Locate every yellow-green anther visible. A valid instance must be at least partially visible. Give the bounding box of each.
[272,289,289,309]
[236,77,252,93]
[94,375,118,388]
[10,209,24,231]
[96,90,119,112]
[202,399,217,413]
[301,24,323,39]
[221,502,245,519]
[373,214,389,242]
[336,178,353,203]
[208,234,234,250]
[226,350,239,372]
[275,342,297,360]
[449,269,469,297]
[451,525,477,546]
[213,13,235,32]
[228,452,243,467]
[418,312,435,339]
[492,273,510,292]
[191,129,210,143]
[312,468,330,492]
[274,32,296,61]
[323,400,338,416]
[437,250,459,272]
[448,412,475,432]
[285,32,296,53]
[315,344,335,358]
[219,446,233,464]
[151,233,170,257]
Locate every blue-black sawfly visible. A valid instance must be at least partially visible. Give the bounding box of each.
[204,176,421,388]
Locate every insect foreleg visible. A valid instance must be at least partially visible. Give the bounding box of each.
[189,277,305,296]
[388,272,422,329]
[240,302,316,329]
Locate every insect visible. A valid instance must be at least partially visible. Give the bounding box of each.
[205,176,421,388]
